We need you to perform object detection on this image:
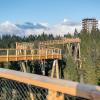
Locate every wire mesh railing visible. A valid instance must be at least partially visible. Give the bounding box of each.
[0,78,47,100]
[0,68,100,100]
[0,78,88,100]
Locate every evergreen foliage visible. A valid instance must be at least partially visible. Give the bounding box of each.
[0,30,100,85]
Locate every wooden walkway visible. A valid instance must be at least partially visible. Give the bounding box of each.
[0,48,62,62]
[39,38,81,46]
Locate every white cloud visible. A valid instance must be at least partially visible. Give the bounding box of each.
[56,24,81,35]
[47,19,81,35]
[0,21,17,33]
[25,28,47,36]
[63,18,68,23]
[39,22,48,27]
[0,21,24,36]
[0,19,85,36]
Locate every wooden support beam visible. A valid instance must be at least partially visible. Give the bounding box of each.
[51,60,59,78]
[51,60,56,78]
[20,62,27,72]
[56,60,59,79]
[7,49,9,62]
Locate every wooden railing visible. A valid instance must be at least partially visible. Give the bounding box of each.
[39,38,81,46]
[0,48,62,62]
[0,68,100,100]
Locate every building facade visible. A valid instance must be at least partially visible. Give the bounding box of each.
[82,18,98,32]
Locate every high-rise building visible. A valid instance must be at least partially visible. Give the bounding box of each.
[82,18,98,32]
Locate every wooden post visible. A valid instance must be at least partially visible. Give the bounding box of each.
[21,62,27,72]
[51,60,56,78]
[7,49,9,62]
[67,43,71,56]
[52,50,53,59]
[16,49,18,61]
[57,49,59,58]
[39,49,41,60]
[31,50,33,60]
[56,60,59,79]
[59,49,61,59]
[24,49,27,60]
[74,44,78,61]
[46,49,47,59]
[70,43,73,56]
[78,43,81,59]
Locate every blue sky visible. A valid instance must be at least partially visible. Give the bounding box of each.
[0,0,100,24]
[0,0,100,36]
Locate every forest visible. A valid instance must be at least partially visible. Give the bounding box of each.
[0,29,100,85]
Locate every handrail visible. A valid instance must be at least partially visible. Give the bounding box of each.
[0,48,62,62]
[0,48,61,55]
[39,38,81,46]
[0,68,100,99]
[0,48,61,51]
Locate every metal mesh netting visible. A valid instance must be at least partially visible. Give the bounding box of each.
[0,78,47,100]
[0,78,88,100]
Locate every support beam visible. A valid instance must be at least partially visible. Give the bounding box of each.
[51,60,59,78]
[20,62,27,72]
[41,60,46,76]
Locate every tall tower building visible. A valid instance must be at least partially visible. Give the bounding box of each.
[82,18,98,33]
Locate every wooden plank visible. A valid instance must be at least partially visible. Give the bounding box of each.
[0,68,100,99]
